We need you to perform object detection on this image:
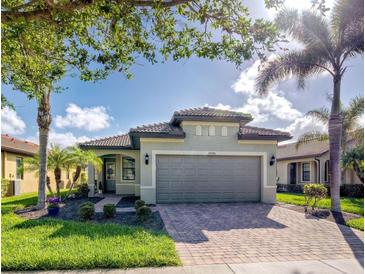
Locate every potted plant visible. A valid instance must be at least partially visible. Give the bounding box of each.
[47,197,60,216]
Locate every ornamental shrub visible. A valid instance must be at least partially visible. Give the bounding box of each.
[77,183,89,198]
[79,202,95,221]
[103,204,116,218]
[1,178,10,197]
[303,184,328,212]
[134,199,145,210]
[136,205,152,222]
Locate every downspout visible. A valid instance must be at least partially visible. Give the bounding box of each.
[315,157,320,183]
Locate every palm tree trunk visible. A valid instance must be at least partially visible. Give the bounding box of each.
[329,74,342,212]
[65,165,82,199]
[46,175,54,195]
[54,167,62,199]
[36,90,52,209]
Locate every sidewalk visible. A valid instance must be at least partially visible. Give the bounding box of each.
[5,258,364,274]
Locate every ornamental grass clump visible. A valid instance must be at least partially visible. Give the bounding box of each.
[303,184,328,212]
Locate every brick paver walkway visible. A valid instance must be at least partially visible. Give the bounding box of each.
[157,203,364,266]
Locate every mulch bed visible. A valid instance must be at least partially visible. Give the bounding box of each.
[15,197,165,232]
[277,203,361,225]
[116,195,140,208]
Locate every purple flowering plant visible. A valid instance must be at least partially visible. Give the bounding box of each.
[47,197,60,205]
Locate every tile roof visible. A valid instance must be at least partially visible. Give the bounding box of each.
[1,134,39,156]
[172,107,252,123]
[277,140,329,160]
[238,126,291,141]
[79,134,131,149]
[130,122,184,136]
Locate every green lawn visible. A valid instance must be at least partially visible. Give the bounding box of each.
[277,193,364,231]
[1,192,180,271]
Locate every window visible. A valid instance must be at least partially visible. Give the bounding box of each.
[16,157,23,180]
[208,125,215,136]
[221,126,228,136]
[324,160,329,182]
[122,157,135,180]
[302,163,311,182]
[195,125,202,136]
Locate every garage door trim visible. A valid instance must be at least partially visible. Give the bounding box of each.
[146,151,268,192]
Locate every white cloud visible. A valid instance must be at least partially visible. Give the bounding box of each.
[55,103,112,131]
[27,131,91,148]
[1,107,26,135]
[277,116,327,143]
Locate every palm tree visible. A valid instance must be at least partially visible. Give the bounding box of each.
[296,96,364,149]
[342,146,364,183]
[256,0,363,212]
[23,154,54,196]
[65,147,102,199]
[47,145,73,199]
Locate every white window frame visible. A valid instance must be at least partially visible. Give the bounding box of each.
[221,126,228,136]
[208,125,215,136]
[195,125,202,136]
[301,162,311,182]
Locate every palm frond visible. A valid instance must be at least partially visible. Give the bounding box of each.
[296,132,329,149]
[256,50,329,94]
[305,107,330,124]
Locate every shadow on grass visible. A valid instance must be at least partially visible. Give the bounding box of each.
[12,217,168,240]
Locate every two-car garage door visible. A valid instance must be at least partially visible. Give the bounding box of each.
[156,155,261,203]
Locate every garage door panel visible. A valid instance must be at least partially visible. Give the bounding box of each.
[156,155,261,203]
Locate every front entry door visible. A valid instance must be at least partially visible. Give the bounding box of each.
[105,159,116,193]
[289,163,297,184]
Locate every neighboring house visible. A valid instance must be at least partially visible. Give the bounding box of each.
[80,107,291,204]
[277,141,362,186]
[1,134,70,196]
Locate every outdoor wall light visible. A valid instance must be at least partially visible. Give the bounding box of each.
[145,153,149,165]
[270,155,276,166]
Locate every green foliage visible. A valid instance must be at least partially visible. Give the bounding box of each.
[342,145,364,183]
[277,193,364,215]
[1,95,14,110]
[303,184,328,211]
[1,178,10,198]
[79,202,95,221]
[1,214,180,271]
[47,203,59,209]
[103,204,116,218]
[346,217,364,231]
[134,199,146,210]
[136,205,152,222]
[77,183,89,198]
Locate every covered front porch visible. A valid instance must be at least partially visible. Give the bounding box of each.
[285,159,328,185]
[87,150,141,197]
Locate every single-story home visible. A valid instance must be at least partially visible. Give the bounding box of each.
[277,140,362,186]
[1,134,70,196]
[80,107,291,204]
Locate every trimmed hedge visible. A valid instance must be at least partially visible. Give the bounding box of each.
[277,183,364,198]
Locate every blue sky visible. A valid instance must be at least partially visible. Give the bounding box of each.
[2,0,364,147]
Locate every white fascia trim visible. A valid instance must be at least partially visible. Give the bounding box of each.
[140,138,184,143]
[238,140,277,145]
[150,150,268,190]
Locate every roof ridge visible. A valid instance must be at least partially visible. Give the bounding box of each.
[131,121,170,130]
[82,133,129,144]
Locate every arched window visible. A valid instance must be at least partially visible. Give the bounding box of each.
[208,125,215,136]
[196,125,202,136]
[221,126,228,136]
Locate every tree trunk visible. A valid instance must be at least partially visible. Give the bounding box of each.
[36,91,52,209]
[65,165,82,199]
[54,167,62,199]
[329,74,342,212]
[46,175,54,195]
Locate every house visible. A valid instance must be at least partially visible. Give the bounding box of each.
[80,107,291,204]
[1,134,70,196]
[277,140,362,186]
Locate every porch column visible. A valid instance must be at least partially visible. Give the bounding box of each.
[88,163,95,197]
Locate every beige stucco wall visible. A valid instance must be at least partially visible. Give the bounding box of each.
[139,121,278,204]
[2,150,70,195]
[90,149,140,195]
[277,151,362,185]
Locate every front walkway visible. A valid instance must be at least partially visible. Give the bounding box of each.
[94,195,122,213]
[4,258,364,274]
[157,203,364,266]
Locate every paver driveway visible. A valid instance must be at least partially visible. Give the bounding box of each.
[157,203,364,266]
